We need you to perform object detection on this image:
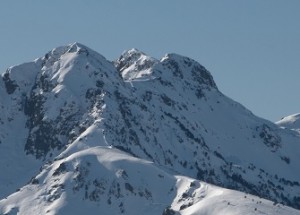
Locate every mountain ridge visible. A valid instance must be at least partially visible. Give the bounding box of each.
[0,43,299,214]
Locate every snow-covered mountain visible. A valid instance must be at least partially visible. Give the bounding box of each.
[0,43,299,214]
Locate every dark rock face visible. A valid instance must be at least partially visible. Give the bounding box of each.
[162,207,177,215]
[257,124,281,151]
[24,76,80,159]
[2,71,19,94]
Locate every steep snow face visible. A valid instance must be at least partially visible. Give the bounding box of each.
[1,146,300,215]
[22,42,122,159]
[0,42,122,197]
[276,113,300,133]
[0,44,300,212]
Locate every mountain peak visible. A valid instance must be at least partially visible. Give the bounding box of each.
[115,48,158,81]
[156,52,217,89]
[122,48,145,56]
[42,42,106,66]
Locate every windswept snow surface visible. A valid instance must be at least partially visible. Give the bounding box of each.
[0,43,300,214]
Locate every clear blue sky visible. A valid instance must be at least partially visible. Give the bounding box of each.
[0,0,299,121]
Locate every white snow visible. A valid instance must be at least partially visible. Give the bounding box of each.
[276,113,300,133]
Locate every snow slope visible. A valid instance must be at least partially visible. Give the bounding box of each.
[0,43,299,214]
[277,113,300,133]
[1,146,299,215]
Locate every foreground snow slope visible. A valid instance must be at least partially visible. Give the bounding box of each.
[1,146,299,215]
[0,43,299,214]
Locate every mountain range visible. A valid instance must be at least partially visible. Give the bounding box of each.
[0,43,299,215]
